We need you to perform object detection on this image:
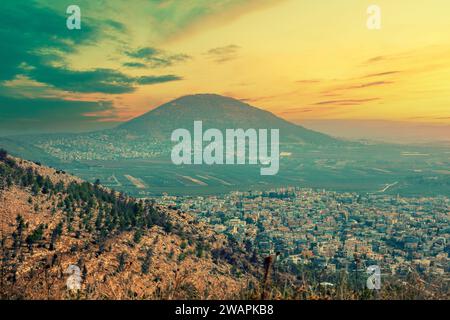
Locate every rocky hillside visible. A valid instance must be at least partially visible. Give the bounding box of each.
[0,150,255,299]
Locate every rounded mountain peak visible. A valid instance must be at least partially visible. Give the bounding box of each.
[117,94,337,145]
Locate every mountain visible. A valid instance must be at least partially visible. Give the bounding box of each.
[118,94,340,145]
[2,94,448,198]
[0,151,255,299]
[0,94,342,164]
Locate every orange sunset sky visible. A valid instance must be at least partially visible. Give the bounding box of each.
[1,0,449,134]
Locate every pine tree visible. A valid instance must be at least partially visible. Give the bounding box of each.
[141,248,153,274]
[50,222,63,250]
[12,215,25,256]
[116,252,127,273]
[133,229,143,244]
[25,224,44,250]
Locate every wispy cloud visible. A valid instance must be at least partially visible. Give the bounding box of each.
[338,81,393,90]
[122,62,147,69]
[125,47,191,68]
[25,65,182,94]
[281,108,314,115]
[365,56,387,64]
[362,71,401,78]
[137,75,183,85]
[149,0,288,41]
[296,79,321,84]
[205,45,241,63]
[0,2,183,95]
[313,98,380,106]
[363,50,415,66]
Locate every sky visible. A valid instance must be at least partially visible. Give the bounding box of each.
[1,0,449,136]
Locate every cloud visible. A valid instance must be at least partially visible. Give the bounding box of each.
[137,75,183,85]
[125,47,191,68]
[363,50,414,66]
[0,96,118,134]
[126,47,160,59]
[314,98,380,106]
[35,0,287,44]
[27,66,137,94]
[0,2,183,95]
[365,56,387,64]
[205,45,241,63]
[24,65,183,94]
[316,73,397,97]
[296,79,321,84]
[123,62,147,68]
[0,1,97,82]
[281,108,313,115]
[154,0,289,42]
[104,19,128,33]
[363,71,400,78]
[338,81,393,91]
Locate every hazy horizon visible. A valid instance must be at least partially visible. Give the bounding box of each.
[1,92,448,145]
[297,119,450,144]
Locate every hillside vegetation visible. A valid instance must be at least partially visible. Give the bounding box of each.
[0,149,252,299]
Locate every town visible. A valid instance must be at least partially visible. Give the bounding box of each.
[158,188,449,279]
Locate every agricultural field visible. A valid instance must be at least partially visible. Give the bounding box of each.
[57,143,450,197]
